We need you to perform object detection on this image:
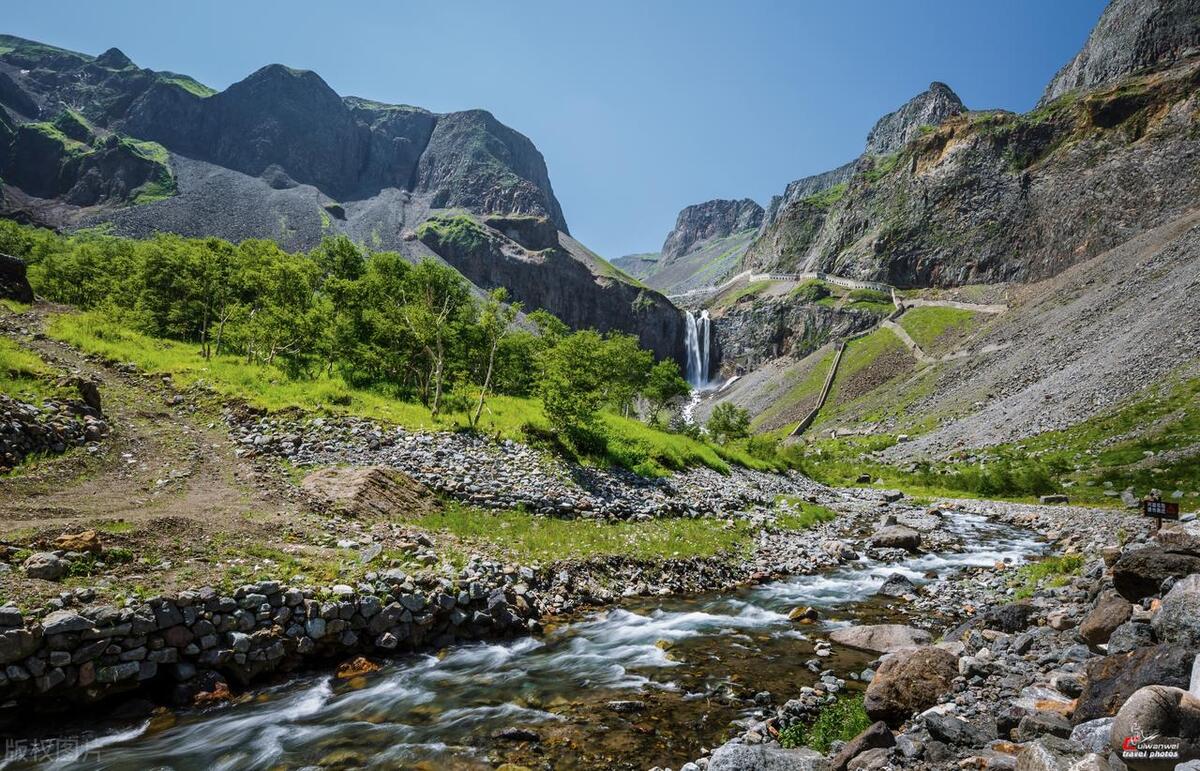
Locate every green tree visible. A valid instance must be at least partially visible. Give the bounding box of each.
[643,359,691,425]
[470,287,520,428]
[539,329,608,441]
[707,401,751,444]
[600,333,653,417]
[398,259,472,418]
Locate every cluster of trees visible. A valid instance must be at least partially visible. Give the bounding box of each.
[0,222,694,441]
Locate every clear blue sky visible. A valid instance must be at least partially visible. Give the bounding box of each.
[6,0,1106,258]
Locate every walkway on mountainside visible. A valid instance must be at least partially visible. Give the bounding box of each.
[789,292,1010,437]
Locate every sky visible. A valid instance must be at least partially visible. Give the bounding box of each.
[5,0,1107,258]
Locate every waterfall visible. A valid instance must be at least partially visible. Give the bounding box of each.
[684,309,711,387]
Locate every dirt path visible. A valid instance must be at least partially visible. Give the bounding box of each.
[0,306,290,531]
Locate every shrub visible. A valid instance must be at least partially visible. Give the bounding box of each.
[779,695,872,752]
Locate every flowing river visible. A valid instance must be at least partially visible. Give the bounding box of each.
[9,513,1043,770]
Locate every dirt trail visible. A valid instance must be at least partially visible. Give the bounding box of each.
[0,306,290,532]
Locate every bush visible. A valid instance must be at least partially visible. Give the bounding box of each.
[779,695,872,752]
[791,280,831,303]
[707,402,750,444]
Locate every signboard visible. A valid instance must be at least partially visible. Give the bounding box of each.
[1141,500,1180,520]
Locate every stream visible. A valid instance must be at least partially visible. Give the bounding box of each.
[8,512,1043,770]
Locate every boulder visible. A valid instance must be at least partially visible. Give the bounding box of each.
[946,602,1036,639]
[830,721,895,771]
[869,525,922,552]
[876,573,918,598]
[54,530,102,554]
[864,646,958,726]
[925,713,996,746]
[41,610,93,636]
[1074,644,1197,724]
[22,552,67,581]
[1069,717,1115,754]
[0,253,34,303]
[1112,547,1200,602]
[1078,590,1133,651]
[846,747,891,771]
[1106,621,1156,655]
[300,466,431,519]
[708,742,829,771]
[829,624,931,653]
[1109,685,1200,769]
[1151,574,1200,650]
[1014,738,1100,771]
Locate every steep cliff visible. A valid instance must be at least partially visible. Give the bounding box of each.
[1041,0,1200,105]
[631,199,765,294]
[864,82,965,156]
[416,215,685,363]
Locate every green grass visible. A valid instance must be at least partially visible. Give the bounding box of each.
[48,310,775,477]
[864,152,901,183]
[898,306,979,350]
[156,72,217,98]
[1,299,31,314]
[712,279,772,309]
[24,122,90,156]
[821,328,906,411]
[411,503,755,564]
[779,695,872,752]
[751,350,835,431]
[773,499,838,531]
[801,183,847,210]
[789,279,831,303]
[1012,554,1084,599]
[0,337,65,400]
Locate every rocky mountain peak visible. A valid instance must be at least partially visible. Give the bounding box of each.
[94,47,134,70]
[864,81,965,156]
[1041,0,1200,106]
[661,198,764,262]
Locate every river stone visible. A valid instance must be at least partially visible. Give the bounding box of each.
[846,747,891,771]
[925,713,995,746]
[1014,738,1095,771]
[830,721,894,771]
[22,552,67,581]
[877,574,918,598]
[1069,717,1114,755]
[947,602,1036,640]
[708,742,829,771]
[830,624,931,653]
[1112,547,1200,602]
[864,646,958,727]
[1109,685,1200,769]
[1079,590,1132,650]
[1074,644,1197,724]
[869,525,922,552]
[1151,574,1200,650]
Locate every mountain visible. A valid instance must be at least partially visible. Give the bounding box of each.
[696,0,1200,469]
[1041,0,1200,105]
[0,34,685,361]
[610,252,661,282]
[636,83,966,293]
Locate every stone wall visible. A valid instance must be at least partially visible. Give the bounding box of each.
[0,564,537,711]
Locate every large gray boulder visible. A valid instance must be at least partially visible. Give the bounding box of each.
[708,742,829,771]
[1112,546,1200,601]
[22,552,67,581]
[829,624,931,653]
[1151,573,1200,649]
[864,646,958,726]
[869,525,922,552]
[1075,644,1197,723]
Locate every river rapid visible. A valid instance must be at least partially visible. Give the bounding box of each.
[9,512,1043,770]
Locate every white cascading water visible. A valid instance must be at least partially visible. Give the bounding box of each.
[684,309,710,387]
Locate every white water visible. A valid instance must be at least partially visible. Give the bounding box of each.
[9,513,1045,771]
[684,309,711,387]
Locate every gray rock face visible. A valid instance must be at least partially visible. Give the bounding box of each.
[711,299,878,375]
[661,198,764,262]
[708,742,829,771]
[864,82,964,157]
[762,161,857,230]
[1151,573,1200,649]
[1041,0,1200,106]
